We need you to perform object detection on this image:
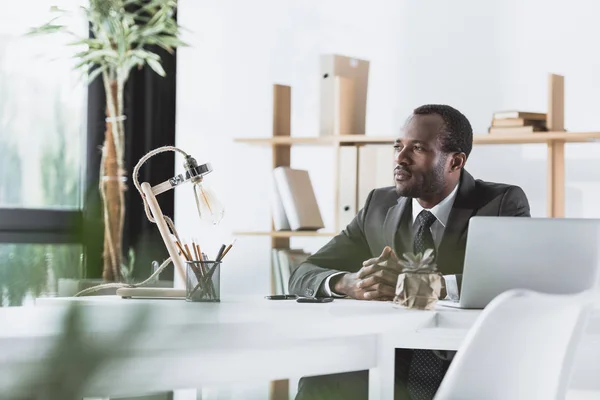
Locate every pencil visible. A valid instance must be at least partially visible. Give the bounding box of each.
[183,242,194,261]
[190,242,206,276]
[218,239,237,262]
[215,244,226,262]
[175,241,191,261]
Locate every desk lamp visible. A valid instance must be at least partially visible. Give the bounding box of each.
[76,145,224,298]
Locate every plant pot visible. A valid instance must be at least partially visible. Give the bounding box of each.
[393,272,444,310]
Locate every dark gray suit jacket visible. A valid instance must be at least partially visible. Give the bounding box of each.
[289,169,531,298]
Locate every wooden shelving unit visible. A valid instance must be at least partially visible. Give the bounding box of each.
[236,75,600,241]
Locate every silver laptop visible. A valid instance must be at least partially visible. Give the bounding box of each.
[439,217,600,309]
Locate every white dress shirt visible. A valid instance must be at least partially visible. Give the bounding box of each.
[411,182,459,247]
[323,182,460,297]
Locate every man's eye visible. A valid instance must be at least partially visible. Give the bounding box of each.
[393,145,401,151]
[414,146,424,151]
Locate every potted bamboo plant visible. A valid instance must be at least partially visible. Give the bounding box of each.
[30,0,187,282]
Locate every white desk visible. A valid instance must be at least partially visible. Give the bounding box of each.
[0,296,472,399]
[1,296,598,400]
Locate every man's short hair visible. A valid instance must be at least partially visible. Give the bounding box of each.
[413,104,473,158]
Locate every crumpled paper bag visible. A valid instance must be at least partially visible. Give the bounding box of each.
[394,272,444,310]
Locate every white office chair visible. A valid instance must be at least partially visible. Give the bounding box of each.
[434,289,595,400]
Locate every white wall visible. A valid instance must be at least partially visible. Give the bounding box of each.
[175,0,600,297]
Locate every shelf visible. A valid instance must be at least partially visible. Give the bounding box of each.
[233,136,335,146]
[234,131,600,146]
[233,230,337,238]
[473,131,600,144]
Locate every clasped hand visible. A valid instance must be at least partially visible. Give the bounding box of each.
[333,246,402,301]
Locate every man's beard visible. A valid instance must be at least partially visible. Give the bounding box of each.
[395,157,447,198]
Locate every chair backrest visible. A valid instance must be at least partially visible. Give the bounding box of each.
[434,289,594,400]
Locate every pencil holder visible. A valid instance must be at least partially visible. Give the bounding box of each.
[186,260,221,302]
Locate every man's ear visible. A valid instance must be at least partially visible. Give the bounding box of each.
[450,153,467,171]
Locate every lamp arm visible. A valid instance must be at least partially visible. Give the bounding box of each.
[140,181,186,280]
[132,145,189,226]
[132,145,198,282]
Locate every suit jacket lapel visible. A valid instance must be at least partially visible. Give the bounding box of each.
[438,170,477,263]
[383,196,412,255]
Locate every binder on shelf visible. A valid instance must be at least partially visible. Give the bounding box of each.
[547,73,565,131]
[319,54,370,136]
[276,248,310,295]
[333,76,356,135]
[358,145,395,206]
[273,167,324,231]
[272,248,284,295]
[335,145,394,231]
[336,146,359,231]
[271,177,291,231]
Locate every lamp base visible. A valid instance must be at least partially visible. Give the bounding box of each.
[116,287,185,299]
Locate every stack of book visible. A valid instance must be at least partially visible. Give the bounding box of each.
[488,111,548,134]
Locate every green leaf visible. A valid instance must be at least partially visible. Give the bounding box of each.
[27,24,66,36]
[138,22,168,38]
[86,65,107,84]
[131,49,160,60]
[140,37,183,54]
[74,59,91,70]
[49,5,69,13]
[117,30,128,58]
[146,6,169,26]
[155,34,188,48]
[146,58,165,77]
[121,56,144,81]
[404,252,418,264]
[86,48,119,61]
[73,49,119,70]
[68,38,104,49]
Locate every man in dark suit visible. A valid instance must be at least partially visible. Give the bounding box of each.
[289,104,531,400]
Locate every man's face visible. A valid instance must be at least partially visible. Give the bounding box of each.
[393,113,450,198]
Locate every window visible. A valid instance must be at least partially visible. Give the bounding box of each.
[0,1,87,306]
[0,0,86,209]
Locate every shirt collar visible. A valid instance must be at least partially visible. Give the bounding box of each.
[412,182,459,228]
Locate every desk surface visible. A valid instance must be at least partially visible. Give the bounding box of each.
[2,295,598,399]
[2,296,477,398]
